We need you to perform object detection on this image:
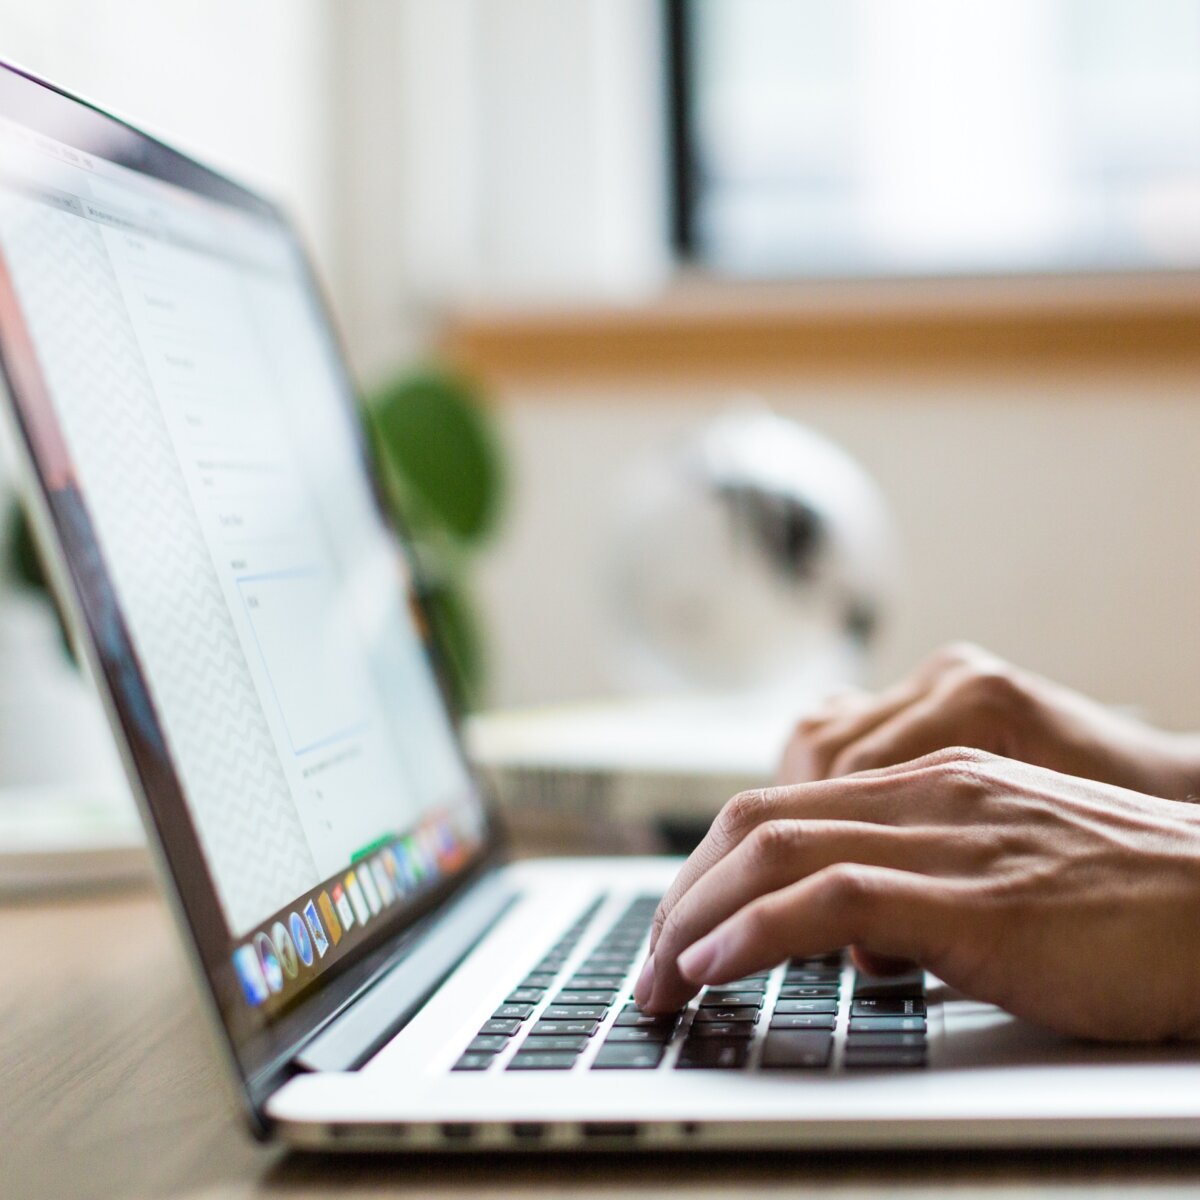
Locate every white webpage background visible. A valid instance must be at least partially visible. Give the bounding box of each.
[0,136,473,934]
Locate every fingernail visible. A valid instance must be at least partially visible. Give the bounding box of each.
[633,955,655,1007]
[678,936,718,982]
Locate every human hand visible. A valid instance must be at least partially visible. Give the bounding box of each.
[781,643,1200,802]
[637,748,1200,1041]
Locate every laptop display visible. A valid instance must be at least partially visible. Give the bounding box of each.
[0,66,491,1076]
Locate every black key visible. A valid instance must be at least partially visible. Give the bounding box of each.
[686,1021,754,1040]
[790,953,843,967]
[480,1018,522,1036]
[530,1018,600,1037]
[843,1047,926,1069]
[604,1025,673,1044]
[851,997,926,1018]
[769,1013,836,1031]
[693,1006,758,1023]
[773,998,838,1015]
[578,961,631,975]
[726,974,770,985]
[614,1007,678,1031]
[552,990,617,1007]
[783,970,841,984]
[777,985,839,999]
[848,1016,926,1033]
[507,1051,579,1071]
[467,1034,510,1053]
[586,950,634,962]
[493,1003,536,1020]
[506,988,545,1005]
[715,978,767,993]
[453,1052,494,1071]
[522,973,557,989]
[700,991,765,1008]
[846,1031,926,1049]
[519,1034,588,1052]
[564,976,625,990]
[542,1005,608,1021]
[676,1041,749,1069]
[760,1031,833,1069]
[853,970,925,999]
[592,1043,665,1069]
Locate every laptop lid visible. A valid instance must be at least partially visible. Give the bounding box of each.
[0,62,502,1124]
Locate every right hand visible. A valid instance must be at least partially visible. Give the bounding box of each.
[640,749,1200,1042]
[780,643,1200,802]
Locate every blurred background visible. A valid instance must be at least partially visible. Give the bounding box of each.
[1,0,1199,786]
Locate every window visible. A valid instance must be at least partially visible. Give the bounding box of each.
[670,0,1200,278]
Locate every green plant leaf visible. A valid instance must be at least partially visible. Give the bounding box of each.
[367,368,503,546]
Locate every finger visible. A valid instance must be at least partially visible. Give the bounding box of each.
[645,819,968,1012]
[787,677,931,781]
[787,644,1000,781]
[648,747,995,957]
[850,947,919,977]
[827,683,975,777]
[675,865,956,989]
[829,660,1042,777]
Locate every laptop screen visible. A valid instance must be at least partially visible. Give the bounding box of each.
[0,66,492,1064]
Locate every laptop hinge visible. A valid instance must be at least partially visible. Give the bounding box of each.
[292,871,519,1074]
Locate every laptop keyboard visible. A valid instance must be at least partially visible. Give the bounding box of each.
[452,894,927,1074]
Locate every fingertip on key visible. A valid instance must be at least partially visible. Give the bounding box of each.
[633,954,655,1008]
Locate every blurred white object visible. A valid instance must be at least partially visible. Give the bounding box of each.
[0,586,144,892]
[0,588,127,787]
[608,407,896,693]
[466,687,823,854]
[0,785,148,893]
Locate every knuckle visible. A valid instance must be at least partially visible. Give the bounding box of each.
[811,864,875,940]
[745,819,800,869]
[930,640,986,672]
[961,666,1026,713]
[817,861,873,906]
[932,750,998,796]
[720,788,768,839]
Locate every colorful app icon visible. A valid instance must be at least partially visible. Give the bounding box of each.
[318,891,342,945]
[290,911,314,967]
[233,945,269,1006]
[396,838,420,888]
[271,920,299,979]
[332,881,355,931]
[346,871,370,925]
[370,856,395,905]
[381,846,399,885]
[435,818,464,870]
[304,899,330,959]
[254,931,284,993]
[359,863,383,915]
[418,825,440,873]
[408,835,432,883]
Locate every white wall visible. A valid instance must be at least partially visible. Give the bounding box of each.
[477,365,1200,731]
[329,0,670,385]
[0,0,336,275]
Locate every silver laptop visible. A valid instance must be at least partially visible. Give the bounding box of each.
[3,61,1199,1153]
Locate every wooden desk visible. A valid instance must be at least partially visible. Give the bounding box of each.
[3,885,1198,1200]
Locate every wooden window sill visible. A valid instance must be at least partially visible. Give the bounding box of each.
[440,272,1200,387]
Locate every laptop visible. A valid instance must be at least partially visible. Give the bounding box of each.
[3,60,1200,1154]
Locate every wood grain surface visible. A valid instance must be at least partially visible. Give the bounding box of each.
[3,884,1199,1200]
